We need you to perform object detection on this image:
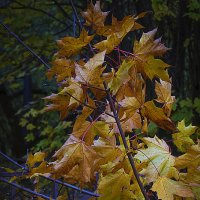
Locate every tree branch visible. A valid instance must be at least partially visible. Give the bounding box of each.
[0,21,50,69]
[103,81,149,200]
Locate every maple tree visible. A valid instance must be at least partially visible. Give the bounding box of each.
[26,1,200,199]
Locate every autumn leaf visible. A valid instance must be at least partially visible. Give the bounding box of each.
[172,120,197,152]
[175,144,200,170]
[116,70,145,105]
[46,58,75,82]
[53,135,98,186]
[136,56,170,81]
[94,33,121,54]
[84,50,106,70]
[44,93,70,120]
[96,15,141,37]
[175,144,200,186]
[26,152,52,177]
[26,152,46,168]
[97,169,134,200]
[57,29,94,57]
[135,136,175,183]
[108,60,134,94]
[75,51,106,85]
[155,79,175,116]
[81,1,109,29]
[133,28,169,57]
[120,96,141,119]
[152,176,194,200]
[94,16,138,54]
[117,112,142,134]
[141,101,176,131]
[59,78,84,107]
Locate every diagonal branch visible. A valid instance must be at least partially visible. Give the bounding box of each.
[0,21,50,69]
[103,81,149,200]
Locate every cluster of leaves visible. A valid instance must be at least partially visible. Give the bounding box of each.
[172,98,200,125]
[26,1,200,199]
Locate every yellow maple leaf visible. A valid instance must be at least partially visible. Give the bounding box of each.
[53,135,98,187]
[26,152,52,177]
[152,176,194,200]
[141,101,176,131]
[175,144,200,198]
[81,1,109,29]
[155,79,175,116]
[57,29,94,57]
[46,58,75,82]
[26,152,46,168]
[59,78,84,107]
[136,56,170,81]
[75,51,106,85]
[120,96,141,119]
[97,169,134,200]
[94,33,121,54]
[133,28,169,57]
[96,15,143,37]
[108,60,134,94]
[173,120,197,152]
[135,136,175,183]
[44,93,70,120]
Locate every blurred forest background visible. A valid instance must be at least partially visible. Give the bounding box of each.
[0,0,200,159]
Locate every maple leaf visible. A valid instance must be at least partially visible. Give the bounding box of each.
[97,168,134,200]
[136,56,170,81]
[152,176,194,200]
[175,144,200,172]
[96,15,142,37]
[81,1,109,29]
[26,152,46,168]
[26,152,52,177]
[108,16,136,38]
[46,58,75,82]
[172,120,197,152]
[94,33,121,54]
[59,78,84,107]
[155,79,175,116]
[75,51,106,85]
[141,101,176,131]
[44,93,70,120]
[120,96,141,119]
[118,112,142,133]
[175,144,200,199]
[57,29,94,57]
[93,139,123,169]
[116,70,145,105]
[133,28,169,57]
[53,135,98,186]
[135,136,175,183]
[94,16,138,53]
[72,120,112,145]
[108,60,134,94]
